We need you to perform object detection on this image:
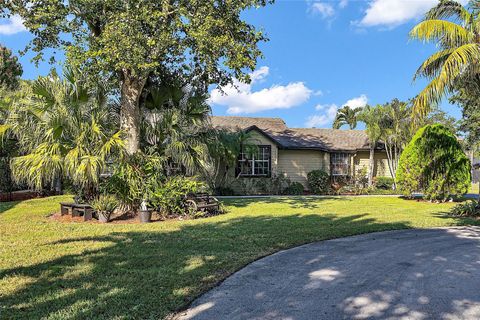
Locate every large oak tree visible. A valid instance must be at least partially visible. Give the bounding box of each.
[5,0,271,154]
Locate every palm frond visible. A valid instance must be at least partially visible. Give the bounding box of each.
[414,48,456,80]
[426,0,472,24]
[410,19,472,47]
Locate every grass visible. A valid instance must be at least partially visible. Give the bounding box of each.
[1,195,478,319]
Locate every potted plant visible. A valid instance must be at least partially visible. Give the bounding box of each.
[139,199,152,223]
[91,194,118,223]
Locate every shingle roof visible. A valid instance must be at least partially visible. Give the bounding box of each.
[272,128,371,151]
[210,116,374,152]
[210,116,287,131]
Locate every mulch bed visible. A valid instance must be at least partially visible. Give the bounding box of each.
[48,211,188,224]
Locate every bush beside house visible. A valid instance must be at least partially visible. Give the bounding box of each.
[396,124,471,201]
[307,170,331,194]
[374,177,395,190]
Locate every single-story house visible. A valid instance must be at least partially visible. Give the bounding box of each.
[211,116,392,189]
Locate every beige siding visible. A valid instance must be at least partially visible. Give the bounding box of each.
[353,151,392,178]
[278,150,329,188]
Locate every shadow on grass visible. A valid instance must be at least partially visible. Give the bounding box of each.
[3,209,477,319]
[431,210,480,227]
[222,196,350,209]
[0,200,18,215]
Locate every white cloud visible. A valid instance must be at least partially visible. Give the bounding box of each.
[305,94,368,127]
[339,0,349,9]
[343,94,368,109]
[358,0,468,27]
[209,67,312,114]
[250,66,269,83]
[306,104,338,127]
[310,2,335,19]
[0,15,27,35]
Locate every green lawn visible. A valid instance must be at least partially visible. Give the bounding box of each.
[1,195,478,319]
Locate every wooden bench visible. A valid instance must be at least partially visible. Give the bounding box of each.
[60,202,94,221]
[185,193,220,213]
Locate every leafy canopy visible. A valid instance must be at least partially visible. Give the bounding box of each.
[7,0,271,84]
[396,124,471,201]
[0,44,22,90]
[450,74,480,147]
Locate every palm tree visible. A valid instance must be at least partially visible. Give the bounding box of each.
[0,69,123,200]
[333,106,361,129]
[358,105,382,186]
[410,0,480,118]
[380,99,412,186]
[359,100,412,188]
[140,83,212,176]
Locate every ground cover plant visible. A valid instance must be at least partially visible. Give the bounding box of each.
[1,195,477,319]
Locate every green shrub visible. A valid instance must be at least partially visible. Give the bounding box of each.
[283,182,304,195]
[231,174,291,195]
[396,124,471,201]
[449,200,480,217]
[91,194,119,222]
[214,186,235,196]
[307,170,330,194]
[105,154,164,210]
[149,177,205,216]
[375,177,394,190]
[258,174,292,195]
[0,157,13,193]
[91,194,118,212]
[354,167,368,188]
[337,184,367,195]
[231,178,259,195]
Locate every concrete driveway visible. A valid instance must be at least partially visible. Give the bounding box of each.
[176,227,480,320]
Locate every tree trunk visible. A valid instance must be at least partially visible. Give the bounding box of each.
[120,72,146,155]
[368,143,375,186]
[385,142,396,189]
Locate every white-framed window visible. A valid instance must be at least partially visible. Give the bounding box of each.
[331,153,350,176]
[237,145,271,177]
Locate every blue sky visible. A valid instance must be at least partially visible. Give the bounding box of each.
[0,0,464,129]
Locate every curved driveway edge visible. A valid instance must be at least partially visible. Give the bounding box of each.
[176,227,480,320]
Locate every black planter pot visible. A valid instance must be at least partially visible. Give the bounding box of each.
[139,210,152,223]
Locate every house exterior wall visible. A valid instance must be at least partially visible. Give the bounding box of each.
[222,129,392,194]
[353,151,392,178]
[246,131,279,174]
[277,149,329,188]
